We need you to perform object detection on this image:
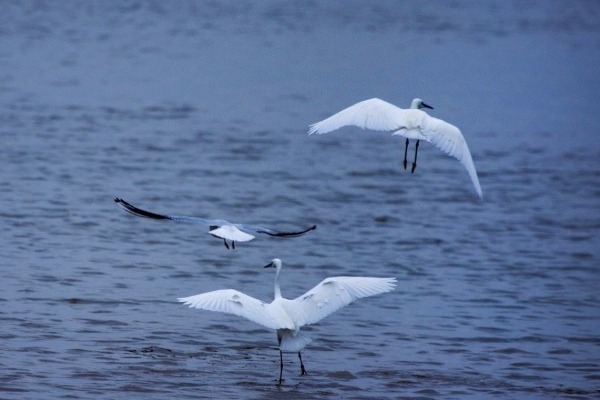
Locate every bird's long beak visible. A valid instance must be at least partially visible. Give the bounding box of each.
[421,102,433,110]
[263,261,275,268]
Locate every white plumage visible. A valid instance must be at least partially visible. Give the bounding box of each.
[308,98,483,199]
[179,289,292,330]
[178,258,396,383]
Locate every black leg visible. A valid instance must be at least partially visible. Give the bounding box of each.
[298,352,308,375]
[411,139,420,173]
[403,138,409,170]
[223,239,229,249]
[278,350,284,384]
[232,241,235,249]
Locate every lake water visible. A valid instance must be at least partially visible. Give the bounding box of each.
[1,1,599,399]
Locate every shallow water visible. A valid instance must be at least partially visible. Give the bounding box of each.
[1,1,599,399]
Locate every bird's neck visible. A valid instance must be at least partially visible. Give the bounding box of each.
[273,269,282,299]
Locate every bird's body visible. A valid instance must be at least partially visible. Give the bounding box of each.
[308,98,483,199]
[114,198,316,249]
[178,259,396,383]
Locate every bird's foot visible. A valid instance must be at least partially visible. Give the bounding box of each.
[402,159,407,170]
[411,162,417,173]
[300,367,308,376]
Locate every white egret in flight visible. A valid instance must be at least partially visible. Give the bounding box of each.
[308,98,482,199]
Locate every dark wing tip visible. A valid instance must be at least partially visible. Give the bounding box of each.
[114,197,135,209]
[114,198,170,220]
[258,224,317,238]
[304,225,317,232]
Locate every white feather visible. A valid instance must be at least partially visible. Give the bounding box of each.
[209,225,255,242]
[282,276,397,327]
[178,289,293,330]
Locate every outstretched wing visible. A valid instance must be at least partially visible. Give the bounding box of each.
[114,198,211,224]
[308,98,406,134]
[420,117,483,199]
[286,277,396,327]
[239,224,317,238]
[178,289,293,330]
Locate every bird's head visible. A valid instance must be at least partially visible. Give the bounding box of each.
[263,258,282,270]
[411,98,433,110]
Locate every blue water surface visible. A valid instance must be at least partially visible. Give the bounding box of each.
[0,1,599,399]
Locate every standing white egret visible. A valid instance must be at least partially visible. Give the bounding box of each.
[308,98,483,199]
[114,198,316,249]
[178,259,396,383]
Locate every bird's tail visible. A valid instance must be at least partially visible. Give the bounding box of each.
[277,329,313,352]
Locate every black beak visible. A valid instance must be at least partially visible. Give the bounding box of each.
[263,261,275,268]
[422,102,433,110]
